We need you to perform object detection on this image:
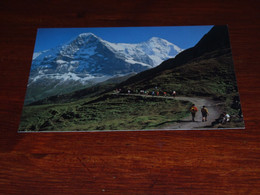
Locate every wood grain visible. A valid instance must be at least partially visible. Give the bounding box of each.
[0,0,260,194]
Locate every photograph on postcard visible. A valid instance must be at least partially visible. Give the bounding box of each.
[18,25,244,132]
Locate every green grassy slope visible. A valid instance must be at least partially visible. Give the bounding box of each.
[115,48,242,118]
[19,94,191,131]
[118,49,237,97]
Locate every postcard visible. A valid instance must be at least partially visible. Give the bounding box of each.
[18,25,245,132]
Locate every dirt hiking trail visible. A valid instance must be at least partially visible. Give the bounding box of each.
[115,93,224,130]
[163,96,223,130]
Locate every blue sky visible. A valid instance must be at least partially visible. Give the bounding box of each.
[34,25,214,52]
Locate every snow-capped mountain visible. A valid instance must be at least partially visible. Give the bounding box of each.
[30,33,182,82]
[25,33,183,104]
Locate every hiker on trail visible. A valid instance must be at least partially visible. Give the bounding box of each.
[201,106,209,122]
[152,91,155,96]
[163,91,167,96]
[172,91,176,98]
[156,91,159,96]
[190,104,198,122]
[221,112,230,124]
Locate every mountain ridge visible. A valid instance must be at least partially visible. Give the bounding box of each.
[25,33,182,104]
[31,33,182,78]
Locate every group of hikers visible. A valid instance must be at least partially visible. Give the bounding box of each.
[190,104,209,122]
[190,104,230,124]
[115,88,177,98]
[115,88,232,124]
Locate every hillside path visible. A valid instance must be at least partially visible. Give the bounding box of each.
[164,96,223,130]
[114,93,223,130]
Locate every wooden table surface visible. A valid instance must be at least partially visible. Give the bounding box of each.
[0,0,260,194]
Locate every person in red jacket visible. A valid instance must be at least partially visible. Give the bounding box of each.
[190,104,198,122]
